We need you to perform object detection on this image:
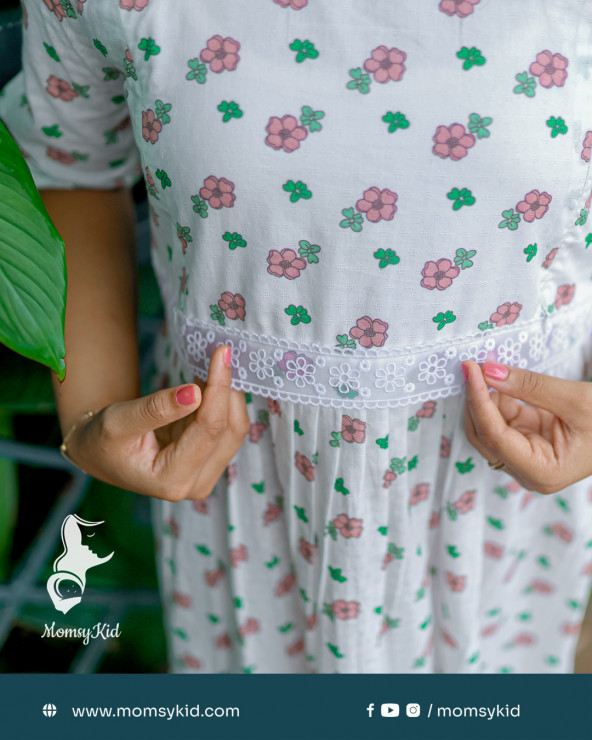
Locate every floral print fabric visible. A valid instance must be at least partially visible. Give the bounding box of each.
[3,0,592,673]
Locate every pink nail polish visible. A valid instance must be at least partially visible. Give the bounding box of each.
[483,362,509,381]
[461,362,469,381]
[224,346,232,367]
[175,385,196,405]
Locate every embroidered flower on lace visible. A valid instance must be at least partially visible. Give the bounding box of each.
[374,362,406,392]
[315,355,326,368]
[496,337,522,365]
[405,355,415,366]
[206,330,215,343]
[444,373,455,385]
[273,348,284,362]
[359,359,371,372]
[518,358,528,369]
[273,375,284,388]
[550,324,571,354]
[187,331,208,363]
[484,338,495,351]
[404,382,415,393]
[329,362,361,394]
[238,367,247,380]
[248,349,275,380]
[444,346,457,359]
[315,382,326,395]
[417,353,447,385]
[529,332,546,362]
[285,356,316,388]
[459,344,488,364]
[216,339,240,368]
[239,339,247,352]
[359,386,371,398]
[518,331,527,343]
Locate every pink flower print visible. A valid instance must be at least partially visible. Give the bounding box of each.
[200,35,241,73]
[453,490,476,515]
[416,401,436,418]
[46,75,78,101]
[265,115,308,152]
[192,499,209,514]
[199,176,236,209]
[77,0,86,14]
[484,541,504,559]
[263,502,283,526]
[520,491,535,511]
[409,483,429,506]
[582,562,592,576]
[432,123,475,161]
[172,591,191,608]
[516,190,552,222]
[306,612,317,631]
[249,421,267,443]
[145,166,157,192]
[239,618,260,638]
[43,0,66,21]
[420,258,460,291]
[295,451,316,481]
[529,50,568,88]
[205,568,225,587]
[46,147,75,165]
[275,573,296,596]
[168,516,179,538]
[554,284,575,309]
[489,301,522,327]
[125,49,133,64]
[299,537,315,564]
[120,0,148,8]
[530,579,554,594]
[277,350,313,373]
[182,653,202,670]
[356,187,398,223]
[349,315,389,348]
[267,398,282,416]
[273,0,308,9]
[441,628,457,648]
[363,46,406,84]
[332,513,363,539]
[141,109,162,144]
[383,470,397,489]
[514,632,537,646]
[218,291,245,320]
[552,522,573,543]
[267,248,307,279]
[332,600,360,620]
[582,131,592,162]
[439,0,480,17]
[481,623,499,638]
[429,511,441,529]
[506,480,521,493]
[226,463,237,484]
[561,622,582,636]
[446,572,466,592]
[542,247,558,269]
[341,415,366,444]
[230,544,248,567]
[440,436,451,458]
[216,633,232,649]
[287,638,305,656]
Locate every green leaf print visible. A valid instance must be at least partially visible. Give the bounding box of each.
[222,231,246,250]
[455,457,475,474]
[387,543,404,559]
[328,566,347,583]
[415,587,425,602]
[93,39,108,57]
[389,457,406,475]
[487,516,504,530]
[187,59,208,83]
[329,431,342,447]
[447,545,460,558]
[537,556,550,568]
[432,310,456,331]
[102,67,121,81]
[265,556,280,569]
[42,125,63,139]
[155,99,172,124]
[420,616,431,630]
[454,248,477,269]
[294,505,309,523]
[326,521,338,541]
[234,597,243,609]
[294,420,304,436]
[155,168,171,189]
[209,304,225,326]
[335,334,356,350]
[289,39,319,63]
[340,207,364,232]
[382,111,409,133]
[334,478,350,495]
[60,0,76,18]
[191,195,208,218]
[447,187,475,210]
[283,180,312,202]
[172,628,187,640]
[373,248,400,268]
[346,67,371,94]
[456,46,486,70]
[111,95,125,105]
[408,416,419,432]
[493,485,508,499]
[377,526,388,536]
[468,652,480,664]
[284,304,311,325]
[138,37,160,61]
[585,234,592,248]
[375,434,389,449]
[298,239,321,263]
[217,100,243,122]
[44,43,60,62]
[575,209,588,226]
[207,614,220,623]
[514,71,536,97]
[195,544,211,556]
[278,622,293,633]
[556,496,569,513]
[326,642,344,658]
[407,455,418,471]
[524,243,537,262]
[299,588,310,602]
[499,208,520,230]
[72,82,90,98]
[446,501,458,522]
[546,116,568,137]
[467,113,492,138]
[252,481,265,493]
[300,106,324,132]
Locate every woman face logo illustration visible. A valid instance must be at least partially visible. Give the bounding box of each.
[47,514,114,614]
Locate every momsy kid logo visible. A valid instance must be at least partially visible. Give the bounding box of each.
[47,515,114,614]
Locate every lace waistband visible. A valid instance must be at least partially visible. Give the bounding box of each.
[170,301,592,409]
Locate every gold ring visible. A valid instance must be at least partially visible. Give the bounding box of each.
[487,459,506,471]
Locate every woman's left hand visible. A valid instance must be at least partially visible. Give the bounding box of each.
[463,360,592,494]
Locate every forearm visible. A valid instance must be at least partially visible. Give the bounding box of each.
[42,188,140,435]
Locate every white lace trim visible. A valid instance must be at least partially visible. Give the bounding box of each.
[169,301,592,409]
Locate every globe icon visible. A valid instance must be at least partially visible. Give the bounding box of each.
[42,703,57,717]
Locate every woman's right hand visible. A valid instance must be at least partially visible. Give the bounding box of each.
[62,344,251,500]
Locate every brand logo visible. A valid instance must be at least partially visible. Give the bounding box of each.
[47,515,114,614]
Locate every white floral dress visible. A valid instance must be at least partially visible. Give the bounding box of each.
[3,0,592,673]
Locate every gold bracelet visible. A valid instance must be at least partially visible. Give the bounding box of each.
[59,410,96,474]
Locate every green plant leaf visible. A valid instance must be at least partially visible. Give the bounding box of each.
[0,121,66,380]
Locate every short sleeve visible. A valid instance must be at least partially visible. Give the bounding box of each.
[0,1,141,190]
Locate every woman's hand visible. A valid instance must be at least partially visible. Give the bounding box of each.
[63,344,251,500]
[463,360,592,494]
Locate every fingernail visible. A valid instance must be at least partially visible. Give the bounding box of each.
[223,346,232,367]
[461,362,469,381]
[483,362,509,381]
[175,384,196,405]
